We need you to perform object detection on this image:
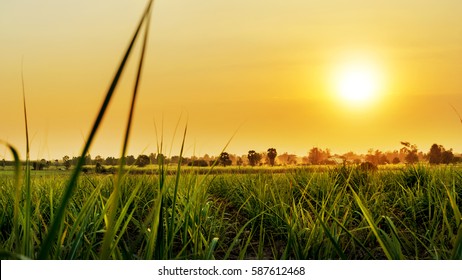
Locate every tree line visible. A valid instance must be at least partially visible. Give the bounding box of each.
[1,142,461,171]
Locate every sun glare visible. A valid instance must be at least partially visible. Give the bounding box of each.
[333,61,382,106]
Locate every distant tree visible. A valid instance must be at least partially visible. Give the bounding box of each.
[170,156,180,164]
[277,153,297,165]
[84,154,92,165]
[188,159,208,167]
[441,150,454,164]
[136,154,150,167]
[247,150,261,167]
[1,159,5,169]
[401,141,419,164]
[236,157,243,166]
[308,147,330,165]
[63,155,71,170]
[428,144,442,164]
[392,157,400,164]
[125,155,136,166]
[308,147,321,165]
[267,148,277,166]
[94,155,104,165]
[105,157,117,166]
[219,152,232,166]
[149,153,157,164]
[33,161,45,170]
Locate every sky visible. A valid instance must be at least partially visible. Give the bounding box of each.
[1,0,462,160]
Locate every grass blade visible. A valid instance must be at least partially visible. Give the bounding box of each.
[37,0,154,259]
[21,60,32,258]
[0,141,22,254]
[100,1,153,259]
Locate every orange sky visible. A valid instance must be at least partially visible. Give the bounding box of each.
[1,0,462,160]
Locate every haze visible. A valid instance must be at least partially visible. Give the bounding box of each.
[1,0,461,160]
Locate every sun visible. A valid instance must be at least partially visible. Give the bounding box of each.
[333,61,382,106]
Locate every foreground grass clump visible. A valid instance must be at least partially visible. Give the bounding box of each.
[1,164,460,260]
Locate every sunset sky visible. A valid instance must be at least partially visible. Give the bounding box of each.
[1,0,462,160]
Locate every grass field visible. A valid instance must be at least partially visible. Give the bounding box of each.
[1,164,461,260]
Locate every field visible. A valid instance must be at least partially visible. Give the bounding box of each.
[1,164,461,260]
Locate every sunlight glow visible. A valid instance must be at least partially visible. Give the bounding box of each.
[333,61,382,106]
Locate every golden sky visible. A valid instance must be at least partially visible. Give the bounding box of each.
[1,0,462,160]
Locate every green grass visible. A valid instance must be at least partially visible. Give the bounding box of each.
[0,164,461,259]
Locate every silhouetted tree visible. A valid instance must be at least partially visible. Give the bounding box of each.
[392,157,400,164]
[84,154,92,165]
[63,155,71,170]
[247,150,261,166]
[428,144,442,164]
[277,153,297,165]
[307,147,330,165]
[441,150,454,164]
[188,159,208,167]
[94,155,104,165]
[267,148,277,166]
[219,152,232,166]
[401,141,419,164]
[149,153,157,164]
[105,157,117,166]
[125,155,136,165]
[136,154,150,167]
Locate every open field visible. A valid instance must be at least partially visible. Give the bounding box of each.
[1,164,461,259]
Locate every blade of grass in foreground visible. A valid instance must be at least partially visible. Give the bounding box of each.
[37,0,154,259]
[167,124,187,259]
[0,141,22,254]
[100,2,153,259]
[21,61,32,258]
[349,185,403,260]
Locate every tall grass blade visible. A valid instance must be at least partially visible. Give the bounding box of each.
[37,0,154,259]
[100,1,153,259]
[21,61,32,258]
[167,124,187,258]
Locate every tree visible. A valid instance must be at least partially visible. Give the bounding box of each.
[84,154,92,165]
[267,148,277,166]
[441,150,454,164]
[247,150,261,166]
[125,155,136,165]
[149,153,157,164]
[277,153,297,165]
[136,154,150,167]
[400,141,419,164]
[219,152,232,166]
[94,155,104,165]
[105,157,117,166]
[428,144,442,164]
[307,147,330,165]
[63,155,71,170]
